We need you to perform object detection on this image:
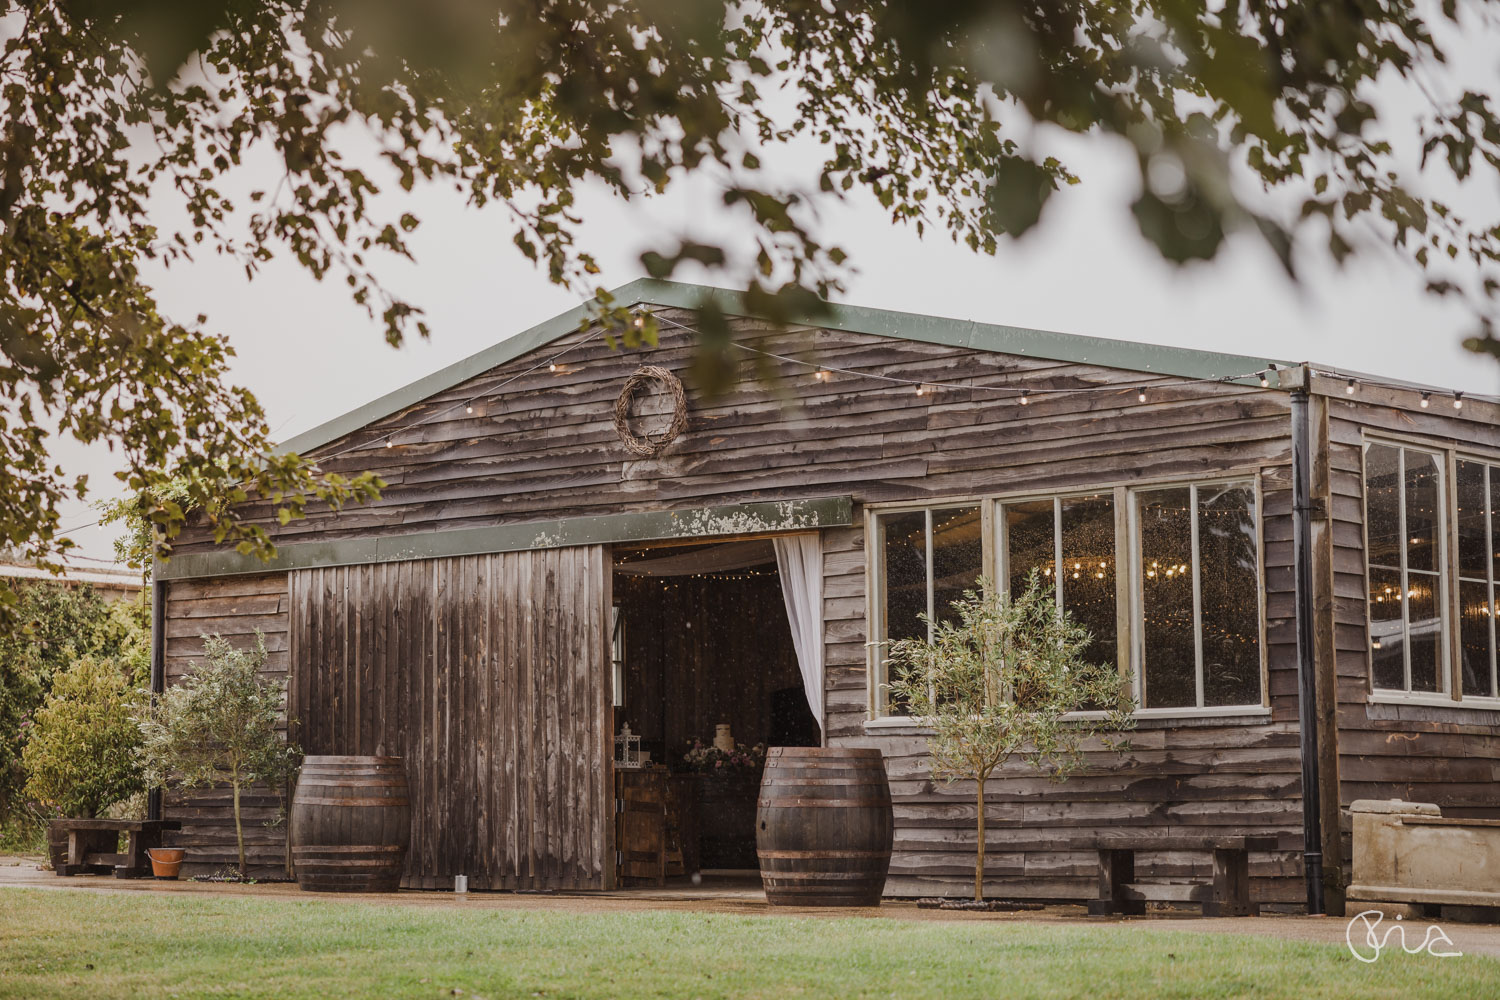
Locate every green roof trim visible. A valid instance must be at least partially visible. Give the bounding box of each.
[156,496,853,580]
[280,277,1290,456]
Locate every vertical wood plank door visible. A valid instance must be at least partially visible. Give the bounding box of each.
[287,547,611,891]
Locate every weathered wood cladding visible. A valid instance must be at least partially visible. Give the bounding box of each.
[1321,385,1500,862]
[161,573,292,878]
[287,548,612,890]
[162,313,1313,900]
[168,315,1293,554]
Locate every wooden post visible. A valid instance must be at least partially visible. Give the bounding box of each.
[1205,848,1257,917]
[1088,848,1144,916]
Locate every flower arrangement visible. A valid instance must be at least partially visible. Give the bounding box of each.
[680,738,767,776]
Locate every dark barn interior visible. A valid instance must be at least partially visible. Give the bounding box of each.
[611,540,818,874]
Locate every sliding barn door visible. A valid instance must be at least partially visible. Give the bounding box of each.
[287,547,612,890]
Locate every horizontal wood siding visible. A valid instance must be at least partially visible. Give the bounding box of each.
[287,547,610,890]
[163,313,1318,901]
[169,316,1292,553]
[1327,393,1500,871]
[824,479,1306,902]
[161,573,292,878]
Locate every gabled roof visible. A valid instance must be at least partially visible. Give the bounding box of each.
[280,278,1290,456]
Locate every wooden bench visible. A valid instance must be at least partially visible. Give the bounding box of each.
[47,819,182,878]
[1087,836,1278,917]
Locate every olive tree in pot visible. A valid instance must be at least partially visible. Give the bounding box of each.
[886,571,1135,905]
[136,632,301,878]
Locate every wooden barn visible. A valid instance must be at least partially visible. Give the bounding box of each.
[150,279,1500,910]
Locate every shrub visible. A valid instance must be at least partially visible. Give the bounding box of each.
[0,582,149,820]
[21,656,145,819]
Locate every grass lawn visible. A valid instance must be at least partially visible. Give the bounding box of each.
[2,889,1498,999]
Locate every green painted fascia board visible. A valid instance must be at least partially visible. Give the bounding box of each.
[156,496,853,580]
[280,277,1292,456]
[631,279,1288,382]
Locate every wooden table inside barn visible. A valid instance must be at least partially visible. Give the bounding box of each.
[1088,835,1278,917]
[47,819,182,878]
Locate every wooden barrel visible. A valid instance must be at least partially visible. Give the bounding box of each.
[756,747,893,906]
[290,755,411,892]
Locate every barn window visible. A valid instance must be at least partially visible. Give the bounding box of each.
[611,605,626,708]
[1000,492,1119,672]
[1364,443,1448,694]
[873,505,983,714]
[1455,458,1497,698]
[1133,482,1261,709]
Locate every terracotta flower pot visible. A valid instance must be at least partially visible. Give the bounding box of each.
[147,848,184,880]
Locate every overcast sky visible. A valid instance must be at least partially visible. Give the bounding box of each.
[53,21,1500,565]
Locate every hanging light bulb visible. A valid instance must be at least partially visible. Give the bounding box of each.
[1345,378,1357,394]
[916,385,927,396]
[1137,388,1147,403]
[384,439,393,449]
[1454,391,1465,410]
[549,363,558,372]
[1019,392,1029,405]
[1259,371,1270,388]
[465,404,474,414]
[1420,392,1431,408]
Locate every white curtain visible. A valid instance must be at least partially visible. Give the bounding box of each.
[773,533,824,737]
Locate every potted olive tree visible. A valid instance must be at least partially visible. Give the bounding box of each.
[887,571,1134,906]
[137,632,301,879]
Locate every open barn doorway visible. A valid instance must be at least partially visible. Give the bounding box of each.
[609,536,822,891]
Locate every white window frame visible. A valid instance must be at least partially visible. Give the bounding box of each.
[1127,479,1266,712]
[865,474,1269,721]
[1360,439,1451,697]
[611,605,625,709]
[1455,457,1498,700]
[869,504,986,715]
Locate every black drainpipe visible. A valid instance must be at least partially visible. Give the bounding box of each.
[1290,384,1325,915]
[147,570,165,822]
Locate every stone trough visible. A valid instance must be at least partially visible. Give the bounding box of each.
[1347,799,1500,911]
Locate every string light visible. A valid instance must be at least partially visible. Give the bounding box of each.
[331,307,1481,461]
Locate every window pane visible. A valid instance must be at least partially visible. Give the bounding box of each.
[1365,444,1402,568]
[1138,487,1196,708]
[1005,500,1055,598]
[1459,581,1494,698]
[932,506,983,626]
[1457,460,1488,579]
[880,511,928,644]
[1060,494,1117,669]
[1407,570,1443,692]
[1405,450,1442,574]
[1369,566,1406,690]
[1491,468,1500,584]
[1198,484,1261,706]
